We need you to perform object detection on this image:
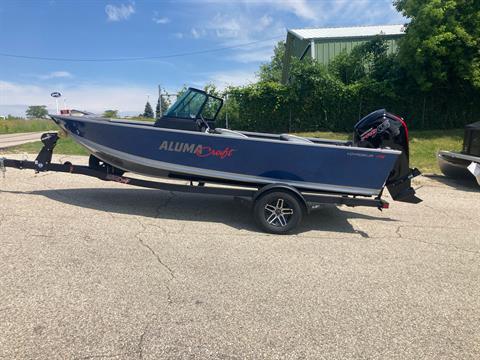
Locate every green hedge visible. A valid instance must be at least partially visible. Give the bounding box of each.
[220,52,480,133]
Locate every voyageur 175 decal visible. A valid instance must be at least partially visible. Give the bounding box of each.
[159,141,234,159]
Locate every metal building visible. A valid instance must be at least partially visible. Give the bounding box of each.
[282,24,405,83]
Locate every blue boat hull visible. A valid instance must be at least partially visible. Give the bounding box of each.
[51,116,401,196]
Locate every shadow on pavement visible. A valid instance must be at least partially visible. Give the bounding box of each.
[2,187,396,235]
[425,174,479,193]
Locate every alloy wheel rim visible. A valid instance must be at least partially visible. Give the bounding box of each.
[264,198,294,227]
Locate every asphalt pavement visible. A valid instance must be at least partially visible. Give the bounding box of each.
[0,132,46,149]
[0,155,479,359]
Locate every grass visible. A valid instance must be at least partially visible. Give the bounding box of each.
[0,118,58,134]
[408,129,464,173]
[2,136,89,156]
[3,126,464,175]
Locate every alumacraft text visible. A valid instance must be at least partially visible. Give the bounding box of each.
[159,141,234,159]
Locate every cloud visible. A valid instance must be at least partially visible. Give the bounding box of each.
[152,11,169,24]
[0,80,156,117]
[258,14,273,28]
[37,71,73,80]
[206,13,276,41]
[190,28,206,39]
[209,13,241,39]
[238,0,403,25]
[105,2,135,22]
[196,12,284,62]
[270,0,316,20]
[230,45,275,63]
[303,0,405,26]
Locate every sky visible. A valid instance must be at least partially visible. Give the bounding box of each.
[0,0,405,116]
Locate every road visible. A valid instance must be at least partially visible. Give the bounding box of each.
[0,132,45,149]
[0,155,479,359]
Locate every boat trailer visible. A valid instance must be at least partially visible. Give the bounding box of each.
[1,132,390,234]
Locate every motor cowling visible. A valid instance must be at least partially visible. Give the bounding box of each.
[353,109,421,203]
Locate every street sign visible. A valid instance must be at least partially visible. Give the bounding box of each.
[51,92,62,114]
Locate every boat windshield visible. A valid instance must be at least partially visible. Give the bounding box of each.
[164,88,222,120]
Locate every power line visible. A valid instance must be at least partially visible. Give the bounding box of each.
[0,35,284,62]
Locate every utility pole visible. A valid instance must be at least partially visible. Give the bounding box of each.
[158,84,162,118]
[225,93,229,129]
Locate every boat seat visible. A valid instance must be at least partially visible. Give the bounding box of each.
[213,128,248,138]
[279,134,313,144]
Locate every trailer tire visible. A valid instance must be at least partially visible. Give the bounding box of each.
[89,155,125,177]
[254,191,303,234]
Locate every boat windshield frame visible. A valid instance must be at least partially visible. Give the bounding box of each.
[164,88,223,121]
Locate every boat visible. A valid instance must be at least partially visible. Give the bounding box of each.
[49,88,419,200]
[1,87,421,234]
[438,121,480,185]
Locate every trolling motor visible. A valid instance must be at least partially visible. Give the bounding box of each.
[353,109,422,204]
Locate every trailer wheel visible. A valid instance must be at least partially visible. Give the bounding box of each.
[254,191,303,234]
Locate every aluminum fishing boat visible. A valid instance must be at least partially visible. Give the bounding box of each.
[1,87,421,234]
[49,88,419,200]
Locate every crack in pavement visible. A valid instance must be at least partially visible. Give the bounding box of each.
[135,219,175,304]
[401,236,479,255]
[395,225,403,239]
[29,234,56,239]
[422,202,466,220]
[140,222,167,237]
[395,225,479,255]
[137,323,150,360]
[74,352,133,360]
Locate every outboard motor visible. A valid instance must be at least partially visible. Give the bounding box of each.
[353,109,421,203]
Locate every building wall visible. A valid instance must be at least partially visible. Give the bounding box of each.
[314,36,401,65]
[282,35,310,83]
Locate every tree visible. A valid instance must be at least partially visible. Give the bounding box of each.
[102,110,118,118]
[203,83,222,97]
[258,41,285,83]
[155,98,161,119]
[143,101,154,118]
[328,36,401,90]
[395,0,480,90]
[161,96,170,114]
[25,105,48,119]
[155,89,171,119]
